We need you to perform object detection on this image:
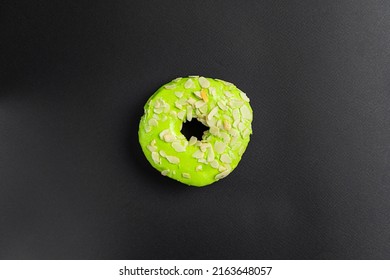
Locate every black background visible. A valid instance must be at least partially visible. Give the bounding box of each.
[1,0,390,259]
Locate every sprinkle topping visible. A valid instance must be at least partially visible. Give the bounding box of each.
[240,105,252,120]
[199,76,210,88]
[240,91,250,102]
[164,84,176,90]
[152,152,160,164]
[215,170,230,180]
[148,118,158,127]
[189,136,197,146]
[175,91,183,98]
[172,142,186,152]
[214,141,226,154]
[192,150,204,159]
[207,107,218,121]
[177,111,186,120]
[220,154,232,164]
[184,79,195,89]
[166,155,180,164]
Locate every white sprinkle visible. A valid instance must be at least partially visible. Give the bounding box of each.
[166,155,180,164]
[195,109,204,119]
[152,152,160,164]
[151,139,157,146]
[163,133,175,142]
[207,117,217,128]
[238,122,246,132]
[207,107,218,121]
[193,91,202,98]
[178,98,188,105]
[161,170,170,176]
[199,142,211,152]
[173,77,182,82]
[229,129,239,137]
[154,100,161,108]
[196,165,203,171]
[147,145,157,152]
[182,173,191,179]
[220,132,231,143]
[217,101,227,111]
[242,128,251,138]
[214,141,226,154]
[172,142,186,152]
[195,100,205,108]
[209,126,219,135]
[210,160,219,169]
[186,106,193,122]
[199,104,208,114]
[161,115,168,122]
[159,150,167,157]
[154,107,163,114]
[233,108,240,121]
[148,118,158,127]
[177,111,186,120]
[198,76,210,88]
[159,129,170,139]
[164,84,176,90]
[220,154,232,164]
[170,111,177,118]
[230,99,244,108]
[207,147,215,162]
[240,105,252,120]
[152,114,160,120]
[198,158,208,164]
[208,87,216,96]
[187,98,196,105]
[217,120,223,129]
[175,91,183,98]
[219,165,227,172]
[215,170,230,180]
[224,91,233,98]
[223,115,233,122]
[192,150,204,159]
[144,125,151,133]
[174,101,182,109]
[163,103,170,113]
[184,79,195,89]
[231,143,241,151]
[189,136,197,146]
[240,91,250,102]
[231,136,239,146]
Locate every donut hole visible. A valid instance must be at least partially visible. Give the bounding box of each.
[181,119,208,141]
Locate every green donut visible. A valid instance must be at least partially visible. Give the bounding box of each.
[138,76,253,187]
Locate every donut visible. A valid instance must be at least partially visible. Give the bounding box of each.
[138,76,253,187]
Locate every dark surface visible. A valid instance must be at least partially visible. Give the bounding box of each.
[1,0,390,259]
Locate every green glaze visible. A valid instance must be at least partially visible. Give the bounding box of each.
[138,76,253,187]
